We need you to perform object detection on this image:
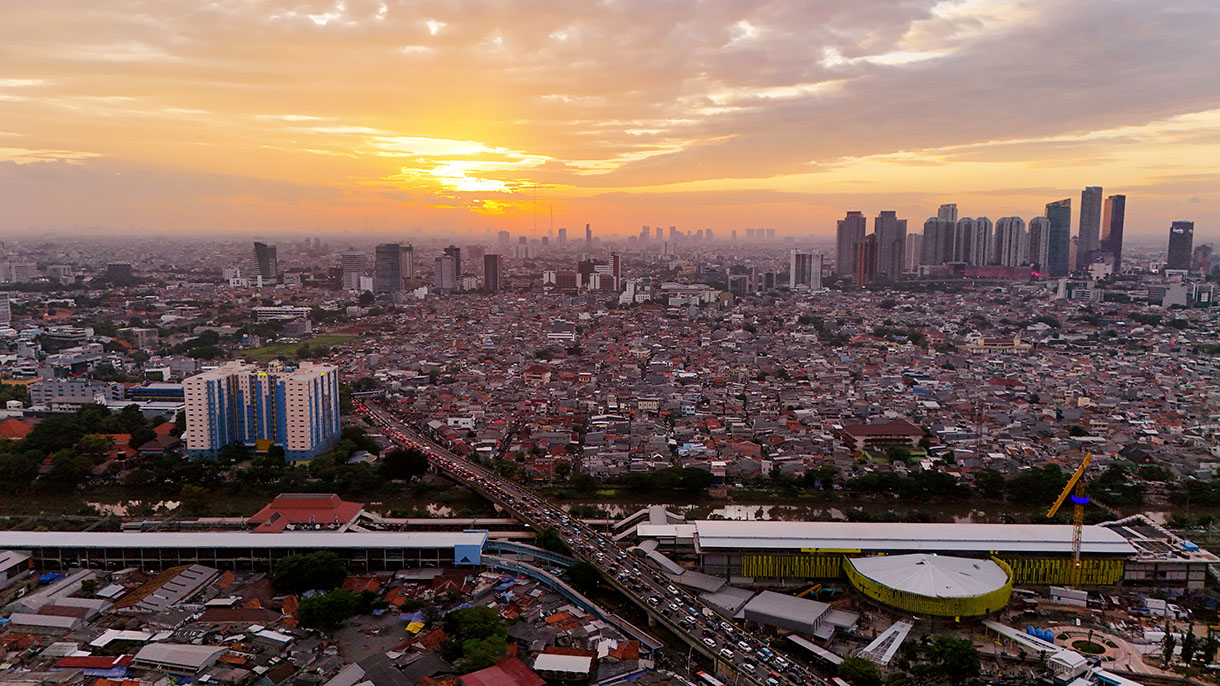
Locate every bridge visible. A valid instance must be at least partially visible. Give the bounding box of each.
[354,399,832,686]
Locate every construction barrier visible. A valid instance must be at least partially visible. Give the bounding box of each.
[1000,557,1124,586]
[843,556,1014,617]
[742,553,842,579]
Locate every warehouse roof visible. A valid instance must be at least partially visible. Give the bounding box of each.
[691,521,1136,555]
[849,554,1009,598]
[0,530,487,549]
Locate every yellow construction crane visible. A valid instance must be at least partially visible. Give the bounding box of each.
[1047,452,1093,587]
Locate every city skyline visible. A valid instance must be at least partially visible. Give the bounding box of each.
[0,1,1217,238]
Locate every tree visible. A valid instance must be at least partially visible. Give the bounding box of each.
[77,434,115,461]
[837,657,882,686]
[535,526,570,554]
[973,468,1006,500]
[1180,627,1198,664]
[565,562,602,595]
[271,551,348,594]
[381,447,429,481]
[1162,633,1176,664]
[178,484,210,515]
[298,589,361,630]
[929,637,979,685]
[444,606,504,642]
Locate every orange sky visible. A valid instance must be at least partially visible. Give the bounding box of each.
[0,0,1217,239]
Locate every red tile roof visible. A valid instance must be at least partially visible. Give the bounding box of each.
[460,658,544,686]
[0,418,33,439]
[247,493,363,531]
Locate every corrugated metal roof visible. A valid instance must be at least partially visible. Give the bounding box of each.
[692,521,1136,555]
[0,531,487,549]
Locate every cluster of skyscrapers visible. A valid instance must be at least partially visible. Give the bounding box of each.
[835,187,1133,283]
[183,361,341,461]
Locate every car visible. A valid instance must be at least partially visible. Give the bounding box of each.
[647,597,659,606]
[666,585,680,595]
[703,637,716,647]
[737,641,752,653]
[720,621,734,633]
[742,663,756,673]
[719,648,734,660]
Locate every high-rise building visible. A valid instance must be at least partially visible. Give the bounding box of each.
[253,242,278,283]
[401,244,415,282]
[610,253,621,290]
[585,223,592,248]
[952,217,975,263]
[790,249,819,289]
[904,233,923,271]
[836,211,867,277]
[1077,186,1103,268]
[641,226,650,241]
[921,217,955,266]
[1101,195,1126,270]
[1167,221,1194,271]
[656,227,663,240]
[443,245,462,277]
[968,217,993,266]
[1045,199,1072,277]
[104,263,135,284]
[853,234,878,286]
[341,252,364,290]
[1027,217,1050,271]
[937,203,958,222]
[874,211,906,281]
[484,253,503,293]
[0,292,9,325]
[993,217,1027,267]
[373,243,403,293]
[183,361,340,461]
[434,255,458,292]
[557,228,567,245]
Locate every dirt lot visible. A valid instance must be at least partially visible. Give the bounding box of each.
[335,612,413,663]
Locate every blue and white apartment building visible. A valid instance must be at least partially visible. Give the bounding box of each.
[184,361,341,461]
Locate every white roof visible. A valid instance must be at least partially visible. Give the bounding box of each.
[692,521,1136,555]
[849,554,1008,598]
[0,530,486,549]
[134,643,225,669]
[533,654,594,673]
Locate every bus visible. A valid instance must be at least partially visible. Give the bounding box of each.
[696,672,726,686]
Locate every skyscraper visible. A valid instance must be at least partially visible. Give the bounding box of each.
[790,249,818,289]
[484,253,503,293]
[1167,221,1194,271]
[434,255,458,292]
[904,233,923,271]
[1027,216,1050,271]
[836,211,867,277]
[921,217,955,266]
[853,234,878,286]
[557,228,567,245]
[253,242,278,283]
[1045,199,1072,277]
[443,245,462,278]
[0,292,9,325]
[401,244,415,282]
[1101,195,1126,270]
[937,203,958,222]
[993,217,1027,267]
[1077,186,1103,268]
[656,227,663,240]
[340,252,365,290]
[874,211,906,281]
[585,223,592,248]
[968,217,993,265]
[183,361,340,461]
[953,217,975,263]
[373,243,403,293]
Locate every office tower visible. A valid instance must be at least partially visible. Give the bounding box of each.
[340,252,364,290]
[790,249,815,289]
[183,361,340,461]
[836,211,867,277]
[746,229,755,240]
[434,255,458,292]
[0,292,9,325]
[1027,217,1050,270]
[373,243,403,293]
[763,271,776,290]
[641,226,650,241]
[731,230,737,241]
[706,228,714,241]
[610,253,621,290]
[874,211,906,281]
[557,228,567,245]
[766,228,776,240]
[1192,245,1212,275]
[904,233,923,271]
[1167,221,1194,270]
[443,245,462,277]
[1101,195,1126,270]
[585,223,592,247]
[401,244,415,282]
[993,217,1027,267]
[853,234,878,286]
[938,203,958,222]
[1077,186,1103,268]
[484,254,503,293]
[497,230,511,247]
[1045,199,1072,277]
[253,242,278,282]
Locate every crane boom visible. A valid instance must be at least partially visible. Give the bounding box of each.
[1046,452,1093,519]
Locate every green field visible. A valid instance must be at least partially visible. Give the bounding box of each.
[241,334,356,362]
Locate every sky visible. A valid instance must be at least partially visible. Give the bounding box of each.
[0,0,1218,239]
